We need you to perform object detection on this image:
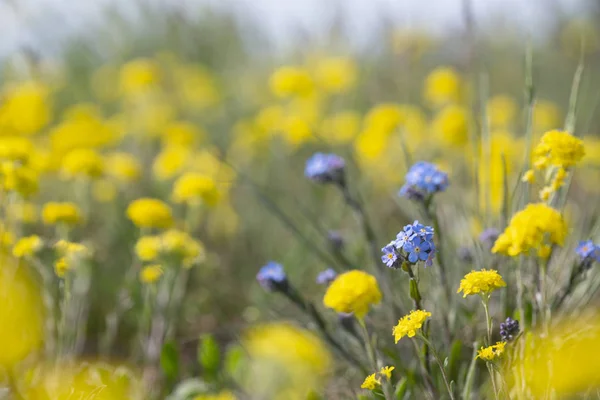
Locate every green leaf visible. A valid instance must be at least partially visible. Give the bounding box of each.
[224,344,245,380]
[198,334,220,379]
[161,341,180,384]
[409,279,421,302]
[394,378,408,399]
[165,378,208,400]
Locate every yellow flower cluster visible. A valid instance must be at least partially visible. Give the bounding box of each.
[127,198,173,229]
[457,270,506,298]
[135,229,205,268]
[323,270,382,319]
[140,264,163,284]
[423,66,463,107]
[42,202,82,226]
[105,152,142,182]
[172,172,220,207]
[60,148,105,179]
[12,235,44,258]
[492,203,567,257]
[53,240,91,278]
[477,341,506,361]
[361,366,395,390]
[393,309,432,343]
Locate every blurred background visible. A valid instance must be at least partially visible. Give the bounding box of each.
[1,0,600,398]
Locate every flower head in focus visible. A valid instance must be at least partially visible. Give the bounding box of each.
[127,198,173,229]
[316,268,337,285]
[477,342,506,361]
[533,130,585,169]
[257,262,288,292]
[381,244,400,268]
[399,161,448,200]
[361,373,381,390]
[304,153,346,184]
[393,309,431,342]
[492,203,566,258]
[323,270,381,319]
[387,221,436,267]
[457,269,506,298]
[42,202,82,226]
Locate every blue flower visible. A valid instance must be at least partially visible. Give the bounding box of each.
[403,236,432,263]
[381,244,400,268]
[257,262,287,291]
[394,231,410,249]
[399,161,448,201]
[316,268,337,285]
[305,153,346,184]
[576,240,600,264]
[411,220,434,240]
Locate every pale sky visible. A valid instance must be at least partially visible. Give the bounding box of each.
[0,0,592,56]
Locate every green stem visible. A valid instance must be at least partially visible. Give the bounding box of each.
[358,319,393,400]
[418,335,455,400]
[486,363,500,400]
[482,297,500,400]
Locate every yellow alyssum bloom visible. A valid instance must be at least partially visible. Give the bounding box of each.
[393,309,431,343]
[162,121,206,147]
[457,269,506,298]
[105,152,141,182]
[172,172,220,207]
[314,57,357,94]
[140,264,163,284]
[0,137,34,163]
[533,130,585,169]
[53,241,91,278]
[477,341,506,361]
[364,103,404,134]
[431,104,470,147]
[269,66,314,98]
[323,270,381,319]
[423,66,463,107]
[12,235,44,258]
[0,162,39,197]
[152,145,192,180]
[380,366,395,380]
[242,322,331,399]
[54,257,70,278]
[42,202,82,226]
[361,373,381,390]
[135,230,205,268]
[320,111,361,144]
[0,81,51,135]
[135,236,162,261]
[119,58,160,96]
[487,95,517,129]
[492,203,567,257]
[61,148,105,179]
[126,198,173,229]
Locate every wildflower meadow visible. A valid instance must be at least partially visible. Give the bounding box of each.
[1,1,600,399]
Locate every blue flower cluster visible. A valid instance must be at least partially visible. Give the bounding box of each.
[399,161,448,200]
[381,220,436,268]
[576,240,600,265]
[305,153,346,184]
[257,261,288,291]
[316,268,337,285]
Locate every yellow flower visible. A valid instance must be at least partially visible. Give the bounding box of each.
[105,152,141,182]
[242,322,331,399]
[323,270,381,319]
[0,256,44,368]
[269,66,314,98]
[431,104,470,147]
[361,373,381,390]
[12,235,44,258]
[135,236,161,261]
[54,257,70,278]
[477,341,506,361]
[140,264,163,284]
[522,169,535,183]
[0,162,39,197]
[42,202,82,225]
[152,145,192,180]
[393,309,431,342]
[364,103,404,134]
[492,203,567,257]
[487,95,517,129]
[173,63,221,110]
[127,198,173,229]
[162,121,205,147]
[0,81,51,135]
[380,366,395,380]
[193,391,236,400]
[61,148,104,179]
[320,111,361,144]
[0,136,34,163]
[161,229,206,267]
[423,66,463,107]
[53,241,90,278]
[314,57,357,94]
[457,269,506,298]
[119,58,160,96]
[172,172,220,206]
[533,130,585,169]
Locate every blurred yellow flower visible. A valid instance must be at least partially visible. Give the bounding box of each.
[457,269,506,298]
[153,145,192,180]
[323,270,381,319]
[364,103,404,134]
[172,172,220,207]
[492,203,567,257]
[0,81,51,135]
[487,95,517,129]
[320,111,361,144]
[0,162,39,197]
[173,64,221,110]
[61,148,105,179]
[393,309,431,342]
[193,391,236,400]
[255,105,285,135]
[162,121,206,147]
[431,104,470,147]
[0,136,34,163]
[477,342,506,361]
[135,236,161,261]
[0,257,44,368]
[533,100,561,133]
[119,58,161,97]
[424,66,463,107]
[105,152,142,182]
[242,322,331,400]
[314,57,357,94]
[12,235,44,258]
[269,66,314,98]
[127,198,173,229]
[140,264,163,284]
[42,202,82,226]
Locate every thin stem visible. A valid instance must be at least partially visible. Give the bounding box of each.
[418,335,455,400]
[482,297,492,345]
[487,363,500,400]
[358,319,393,400]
